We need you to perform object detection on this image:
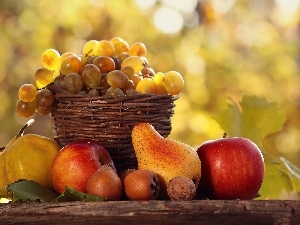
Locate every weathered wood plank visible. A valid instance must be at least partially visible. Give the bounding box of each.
[0,200,299,225]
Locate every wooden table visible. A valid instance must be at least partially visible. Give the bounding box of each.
[1,200,299,224]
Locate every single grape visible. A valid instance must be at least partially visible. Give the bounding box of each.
[37,105,52,115]
[105,86,125,96]
[120,66,135,79]
[114,40,129,56]
[54,74,65,89]
[128,42,147,56]
[123,80,135,91]
[111,56,121,70]
[136,78,157,94]
[164,71,184,95]
[107,70,129,89]
[59,52,76,68]
[81,64,101,88]
[110,37,124,45]
[121,56,145,73]
[88,89,99,96]
[153,72,168,95]
[16,99,36,118]
[35,67,54,88]
[93,40,115,56]
[131,74,142,87]
[63,73,84,94]
[36,89,54,109]
[41,48,60,71]
[83,40,98,56]
[118,52,130,63]
[93,56,115,73]
[60,55,84,75]
[18,84,37,102]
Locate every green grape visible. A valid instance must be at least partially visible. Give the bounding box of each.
[35,67,54,88]
[153,72,168,95]
[81,64,101,88]
[121,56,145,73]
[36,89,54,109]
[105,86,125,96]
[60,55,84,75]
[63,73,84,94]
[114,40,129,56]
[16,99,36,118]
[164,71,184,95]
[93,40,115,56]
[83,40,98,56]
[128,42,147,56]
[41,48,60,71]
[93,56,115,73]
[136,78,157,94]
[18,84,37,102]
[107,70,129,89]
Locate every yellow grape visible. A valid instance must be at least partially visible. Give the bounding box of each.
[120,66,135,79]
[93,56,115,73]
[93,40,115,56]
[164,71,184,95]
[136,78,157,94]
[18,84,37,102]
[131,74,142,88]
[110,37,124,45]
[107,70,129,89]
[35,67,54,88]
[16,99,36,118]
[153,72,168,95]
[114,40,129,56]
[60,55,84,75]
[41,48,60,71]
[59,52,76,67]
[83,40,98,56]
[128,42,147,56]
[121,56,145,73]
[106,86,125,96]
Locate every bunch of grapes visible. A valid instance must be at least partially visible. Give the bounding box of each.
[16,37,184,118]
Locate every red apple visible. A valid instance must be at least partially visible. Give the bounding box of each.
[197,136,264,200]
[51,139,115,194]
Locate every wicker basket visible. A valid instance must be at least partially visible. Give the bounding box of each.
[50,92,178,172]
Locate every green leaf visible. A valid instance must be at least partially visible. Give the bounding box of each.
[215,95,286,149]
[6,179,59,203]
[55,186,106,202]
[258,154,294,199]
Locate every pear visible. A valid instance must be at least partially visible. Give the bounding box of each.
[0,119,60,196]
[131,123,201,198]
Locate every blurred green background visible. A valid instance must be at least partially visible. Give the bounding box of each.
[0,0,300,198]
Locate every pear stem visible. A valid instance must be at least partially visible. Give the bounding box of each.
[17,119,35,138]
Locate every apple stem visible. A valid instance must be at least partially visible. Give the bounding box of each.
[223,133,227,138]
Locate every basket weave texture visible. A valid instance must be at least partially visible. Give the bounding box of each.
[51,93,178,172]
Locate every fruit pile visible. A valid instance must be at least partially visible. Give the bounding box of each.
[1,37,265,203]
[16,37,184,118]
